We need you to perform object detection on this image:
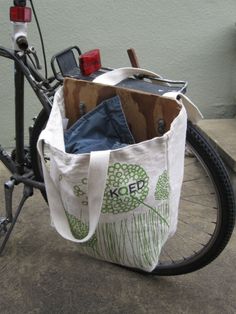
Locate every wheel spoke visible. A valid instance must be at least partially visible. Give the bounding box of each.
[156,124,229,275]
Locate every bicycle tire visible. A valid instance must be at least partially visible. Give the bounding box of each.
[153,121,235,275]
[30,111,235,275]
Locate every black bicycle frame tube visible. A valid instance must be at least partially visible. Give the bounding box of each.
[14,54,25,174]
[0,46,52,180]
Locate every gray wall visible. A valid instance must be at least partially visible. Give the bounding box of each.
[0,0,236,147]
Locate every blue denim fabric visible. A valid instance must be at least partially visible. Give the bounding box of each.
[64,95,135,154]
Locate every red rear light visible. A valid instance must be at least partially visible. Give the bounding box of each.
[10,6,32,23]
[79,49,101,76]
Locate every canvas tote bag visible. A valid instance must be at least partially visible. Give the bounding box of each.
[37,67,202,272]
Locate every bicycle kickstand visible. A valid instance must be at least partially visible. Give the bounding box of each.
[0,180,33,255]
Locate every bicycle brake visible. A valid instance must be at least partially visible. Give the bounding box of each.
[27,46,42,70]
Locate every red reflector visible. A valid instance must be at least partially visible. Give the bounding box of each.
[79,49,101,76]
[10,6,32,23]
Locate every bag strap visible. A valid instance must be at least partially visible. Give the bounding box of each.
[37,134,110,243]
[93,67,203,124]
[163,92,203,124]
[93,67,162,85]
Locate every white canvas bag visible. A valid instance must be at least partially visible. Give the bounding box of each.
[37,68,202,272]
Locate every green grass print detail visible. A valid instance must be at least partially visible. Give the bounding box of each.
[130,196,169,227]
[100,206,168,269]
[65,211,97,248]
[65,169,170,270]
[66,204,170,270]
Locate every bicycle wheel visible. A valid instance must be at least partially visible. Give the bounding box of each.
[154,122,235,275]
[30,112,235,275]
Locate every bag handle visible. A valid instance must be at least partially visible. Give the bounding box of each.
[94,67,203,124]
[163,92,203,124]
[37,134,110,243]
[93,67,162,85]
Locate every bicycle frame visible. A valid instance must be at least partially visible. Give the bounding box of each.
[0,1,104,253]
[0,4,188,252]
[0,1,235,277]
[0,40,57,253]
[0,46,54,188]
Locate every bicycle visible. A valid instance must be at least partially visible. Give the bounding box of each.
[0,0,235,276]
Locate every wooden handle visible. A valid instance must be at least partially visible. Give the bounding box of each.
[127,48,140,68]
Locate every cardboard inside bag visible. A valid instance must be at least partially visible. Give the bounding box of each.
[63,78,181,142]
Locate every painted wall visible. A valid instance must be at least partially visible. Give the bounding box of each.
[0,0,236,147]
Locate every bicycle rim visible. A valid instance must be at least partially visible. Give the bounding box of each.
[152,123,235,275]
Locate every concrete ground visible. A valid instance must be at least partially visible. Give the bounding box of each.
[198,119,236,197]
[0,160,236,314]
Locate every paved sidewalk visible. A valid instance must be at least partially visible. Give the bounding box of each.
[198,119,236,198]
[0,166,236,314]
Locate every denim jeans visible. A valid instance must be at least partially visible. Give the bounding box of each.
[64,95,135,154]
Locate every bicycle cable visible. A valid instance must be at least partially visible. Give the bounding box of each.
[29,0,48,79]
